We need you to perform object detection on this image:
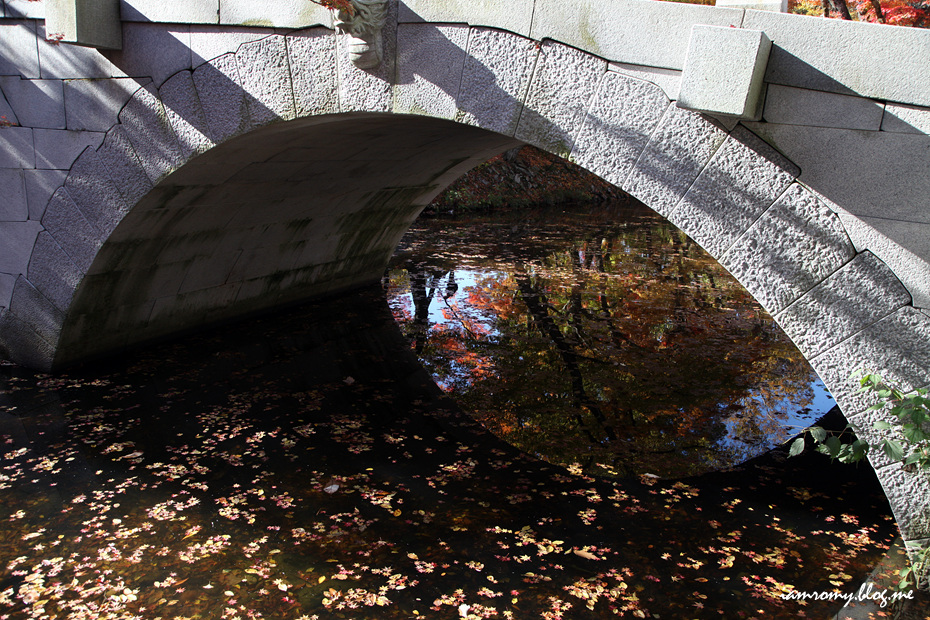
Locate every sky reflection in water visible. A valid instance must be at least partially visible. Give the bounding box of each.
[385,202,835,479]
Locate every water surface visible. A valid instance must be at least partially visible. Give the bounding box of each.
[0,203,899,619]
[385,202,833,478]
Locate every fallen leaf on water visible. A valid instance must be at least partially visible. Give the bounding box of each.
[573,549,601,561]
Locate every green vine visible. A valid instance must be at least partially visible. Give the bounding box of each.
[791,371,930,590]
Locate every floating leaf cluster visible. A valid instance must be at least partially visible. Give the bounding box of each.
[0,283,902,618]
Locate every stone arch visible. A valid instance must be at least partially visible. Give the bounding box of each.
[3,23,930,544]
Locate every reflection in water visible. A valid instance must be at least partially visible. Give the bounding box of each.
[385,202,833,478]
[0,211,900,619]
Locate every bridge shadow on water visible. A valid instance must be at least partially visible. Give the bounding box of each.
[0,283,907,618]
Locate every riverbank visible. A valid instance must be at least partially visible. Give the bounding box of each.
[425,145,627,214]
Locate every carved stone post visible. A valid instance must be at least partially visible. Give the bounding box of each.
[45,0,122,49]
[334,0,389,69]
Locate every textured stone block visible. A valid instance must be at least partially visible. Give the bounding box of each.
[36,22,124,79]
[149,282,241,325]
[158,70,215,160]
[147,237,217,272]
[85,238,157,275]
[118,84,184,183]
[399,0,535,36]
[5,0,47,19]
[811,306,930,416]
[236,35,297,125]
[219,0,331,28]
[623,105,727,217]
[763,84,884,130]
[23,169,67,220]
[40,187,103,271]
[668,125,798,256]
[0,126,35,169]
[873,463,930,541]
[847,214,930,309]
[286,28,339,118]
[193,53,251,143]
[176,252,241,294]
[0,219,42,273]
[0,273,13,308]
[155,161,240,189]
[190,25,274,68]
[131,261,187,299]
[744,123,930,232]
[609,63,682,100]
[63,77,142,132]
[457,27,538,136]
[716,0,786,9]
[882,103,930,135]
[336,1,397,114]
[0,76,66,129]
[53,300,141,354]
[0,168,27,220]
[776,251,911,358]
[0,20,40,79]
[33,128,105,170]
[571,72,670,187]
[394,23,468,120]
[97,125,152,205]
[678,25,771,120]
[101,23,192,87]
[515,40,606,158]
[8,275,64,346]
[63,147,128,236]
[721,183,856,314]
[27,231,81,312]
[45,0,122,50]
[534,0,741,70]
[120,0,219,24]
[0,90,17,126]
[743,10,930,108]
[0,308,55,370]
[227,242,304,282]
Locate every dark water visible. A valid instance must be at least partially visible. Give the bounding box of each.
[385,202,834,479]
[0,202,904,619]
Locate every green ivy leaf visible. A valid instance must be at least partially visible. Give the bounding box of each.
[810,426,826,443]
[903,425,927,443]
[883,439,906,462]
[851,439,868,462]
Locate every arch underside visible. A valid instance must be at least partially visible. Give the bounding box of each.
[58,113,519,367]
[2,24,930,543]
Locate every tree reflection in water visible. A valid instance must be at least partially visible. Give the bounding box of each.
[385,201,832,479]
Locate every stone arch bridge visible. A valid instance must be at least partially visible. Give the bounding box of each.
[2,0,930,550]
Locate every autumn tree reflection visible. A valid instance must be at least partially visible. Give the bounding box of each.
[385,202,825,479]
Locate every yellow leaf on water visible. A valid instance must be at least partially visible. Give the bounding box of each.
[573,549,601,561]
